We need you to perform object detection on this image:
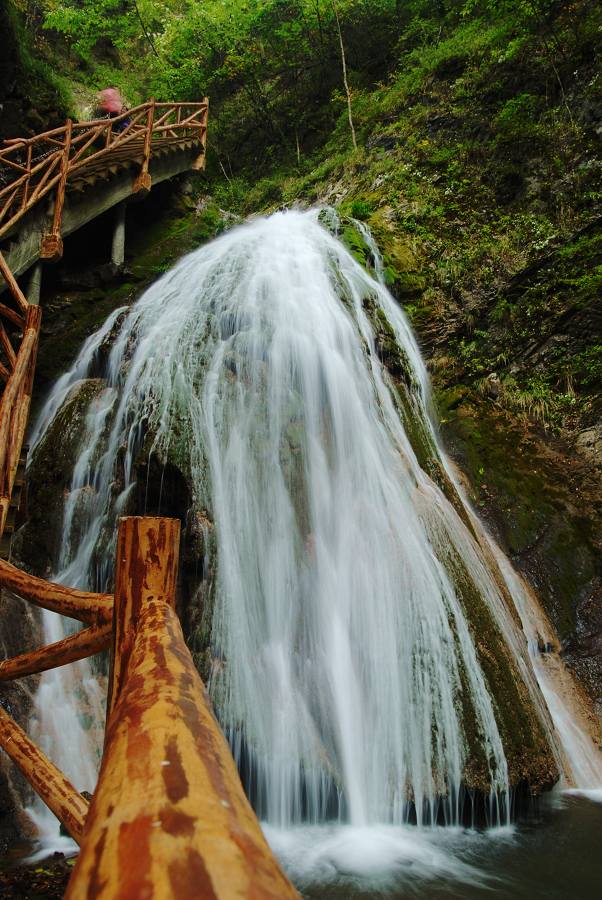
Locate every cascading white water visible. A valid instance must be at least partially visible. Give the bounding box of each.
[24,208,601,880]
[26,309,127,853]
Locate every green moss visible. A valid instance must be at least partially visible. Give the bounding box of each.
[441,397,600,646]
[440,542,556,791]
[340,222,372,268]
[23,379,106,574]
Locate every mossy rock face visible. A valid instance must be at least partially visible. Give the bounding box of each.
[366,208,427,300]
[2,379,106,846]
[0,588,42,852]
[434,536,558,794]
[361,297,558,792]
[367,209,417,273]
[441,393,602,714]
[20,379,106,575]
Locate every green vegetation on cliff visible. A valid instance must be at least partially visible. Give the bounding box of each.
[16,0,599,434]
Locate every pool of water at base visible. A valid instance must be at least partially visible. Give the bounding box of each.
[1,792,600,898]
[265,793,602,900]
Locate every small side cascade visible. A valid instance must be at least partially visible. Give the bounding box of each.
[357,215,602,801]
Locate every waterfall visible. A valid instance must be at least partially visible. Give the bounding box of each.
[25,308,127,854]
[24,209,600,875]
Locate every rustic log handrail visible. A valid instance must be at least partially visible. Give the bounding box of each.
[0,708,90,843]
[0,557,113,623]
[0,103,291,896]
[0,517,297,897]
[0,305,41,536]
[0,97,208,552]
[0,621,111,681]
[68,517,297,898]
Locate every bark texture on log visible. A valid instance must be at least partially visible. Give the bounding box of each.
[0,557,113,625]
[68,516,297,900]
[0,622,111,681]
[0,708,89,843]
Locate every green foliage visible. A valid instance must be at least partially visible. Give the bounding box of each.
[572,346,602,388]
[13,0,600,437]
[349,199,372,220]
[494,93,541,141]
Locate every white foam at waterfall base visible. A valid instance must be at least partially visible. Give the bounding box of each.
[263,822,513,891]
[23,207,601,876]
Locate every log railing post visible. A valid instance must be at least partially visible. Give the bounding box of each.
[133,99,154,196]
[0,304,41,537]
[22,144,32,208]
[40,119,72,262]
[191,98,209,171]
[107,515,180,716]
[67,515,298,898]
[0,250,29,315]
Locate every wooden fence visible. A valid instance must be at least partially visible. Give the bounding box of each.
[0,516,298,899]
[0,250,41,540]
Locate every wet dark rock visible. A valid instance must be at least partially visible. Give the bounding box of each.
[366,133,402,151]
[56,263,140,293]
[577,99,602,127]
[433,54,467,81]
[0,590,42,852]
[440,397,602,716]
[0,855,73,898]
[495,168,526,203]
[21,378,106,575]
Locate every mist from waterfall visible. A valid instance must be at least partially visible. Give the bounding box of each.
[24,208,601,882]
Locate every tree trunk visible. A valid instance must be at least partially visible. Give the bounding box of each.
[331,0,357,150]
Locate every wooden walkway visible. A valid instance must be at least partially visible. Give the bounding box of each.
[0,105,298,897]
[0,100,208,551]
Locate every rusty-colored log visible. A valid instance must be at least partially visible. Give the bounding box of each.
[132,99,155,195]
[67,516,297,899]
[0,557,113,625]
[0,707,89,842]
[107,515,180,716]
[192,97,209,172]
[38,120,71,263]
[0,302,25,329]
[0,306,41,537]
[51,116,71,241]
[0,322,16,369]
[0,621,111,681]
[22,145,33,206]
[0,250,29,314]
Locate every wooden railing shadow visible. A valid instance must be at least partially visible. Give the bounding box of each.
[0,516,298,899]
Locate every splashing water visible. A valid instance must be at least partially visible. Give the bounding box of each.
[25,209,601,883]
[25,310,126,853]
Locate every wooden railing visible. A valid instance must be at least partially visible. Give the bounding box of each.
[0,252,41,541]
[0,516,297,898]
[0,100,209,250]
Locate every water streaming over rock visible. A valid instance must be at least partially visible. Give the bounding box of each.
[24,209,600,872]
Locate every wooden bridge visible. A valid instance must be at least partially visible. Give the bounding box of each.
[0,100,207,547]
[0,105,298,897]
[0,100,209,293]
